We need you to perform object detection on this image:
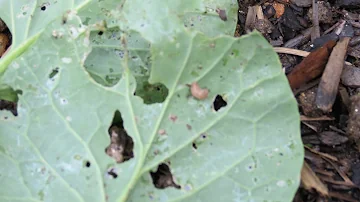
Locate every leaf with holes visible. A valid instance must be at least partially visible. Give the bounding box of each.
[0,1,303,202]
[0,0,90,74]
[79,0,239,87]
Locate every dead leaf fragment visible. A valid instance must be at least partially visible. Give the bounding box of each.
[273,2,285,18]
[287,40,336,90]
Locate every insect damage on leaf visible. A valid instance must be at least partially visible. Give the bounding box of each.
[150,163,181,189]
[105,110,134,163]
[213,94,227,111]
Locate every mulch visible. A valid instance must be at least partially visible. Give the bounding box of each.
[236,0,360,201]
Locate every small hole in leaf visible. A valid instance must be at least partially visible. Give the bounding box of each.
[105,110,134,163]
[98,31,104,36]
[107,167,118,179]
[213,95,227,111]
[40,6,46,11]
[49,67,59,79]
[134,77,168,104]
[85,161,91,168]
[192,142,197,150]
[150,163,181,189]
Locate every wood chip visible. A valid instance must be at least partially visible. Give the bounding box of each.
[287,40,336,90]
[316,37,351,112]
[301,161,329,196]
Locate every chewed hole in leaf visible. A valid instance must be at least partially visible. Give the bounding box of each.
[192,142,197,150]
[105,110,134,163]
[213,94,227,111]
[150,163,181,189]
[84,161,91,168]
[0,87,22,116]
[107,167,118,179]
[49,67,59,79]
[0,18,12,59]
[98,31,104,36]
[134,78,168,104]
[40,2,49,11]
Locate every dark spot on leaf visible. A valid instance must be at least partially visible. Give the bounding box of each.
[279,153,284,156]
[186,124,192,130]
[202,134,207,138]
[150,163,181,189]
[98,31,104,36]
[85,161,91,168]
[216,8,227,21]
[192,142,197,150]
[49,67,59,79]
[107,167,118,179]
[169,115,177,122]
[213,95,227,111]
[40,6,46,11]
[105,110,134,163]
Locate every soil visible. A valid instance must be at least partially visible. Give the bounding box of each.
[1,1,360,201]
[236,0,360,201]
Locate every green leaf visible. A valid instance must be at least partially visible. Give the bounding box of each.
[0,0,90,74]
[79,0,238,87]
[0,11,303,202]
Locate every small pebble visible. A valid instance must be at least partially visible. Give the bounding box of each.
[290,0,312,7]
[341,65,360,88]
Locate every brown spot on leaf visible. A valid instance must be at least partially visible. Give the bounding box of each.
[186,124,192,130]
[216,8,227,21]
[169,115,177,122]
[158,129,166,135]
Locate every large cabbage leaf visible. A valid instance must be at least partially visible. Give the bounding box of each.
[0,1,303,202]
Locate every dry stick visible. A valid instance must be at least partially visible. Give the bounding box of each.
[284,27,313,48]
[300,115,335,121]
[304,145,338,162]
[323,157,356,187]
[302,122,318,132]
[273,47,352,65]
[323,21,341,35]
[311,0,320,41]
[316,37,351,112]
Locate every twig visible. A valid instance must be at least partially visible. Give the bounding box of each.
[300,115,335,121]
[274,47,352,65]
[311,0,320,41]
[304,145,338,162]
[323,157,356,187]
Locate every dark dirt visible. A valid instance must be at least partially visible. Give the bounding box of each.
[236,0,360,201]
